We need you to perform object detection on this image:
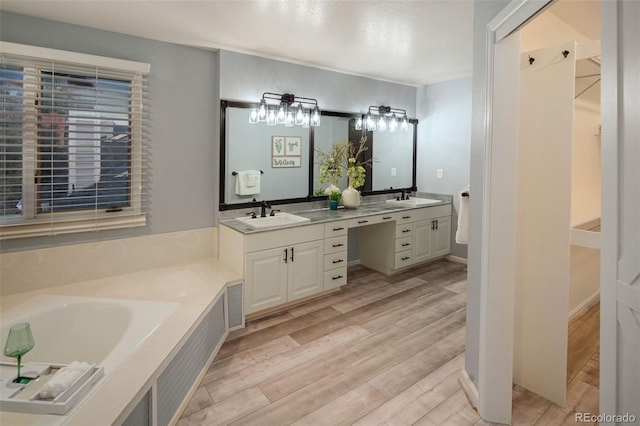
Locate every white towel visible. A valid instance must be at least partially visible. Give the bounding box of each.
[456,185,470,245]
[235,170,261,196]
[38,361,91,399]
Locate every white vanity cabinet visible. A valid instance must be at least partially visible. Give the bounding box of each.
[220,224,325,315]
[219,202,452,317]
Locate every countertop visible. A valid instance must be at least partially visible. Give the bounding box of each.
[0,258,241,426]
[220,199,451,234]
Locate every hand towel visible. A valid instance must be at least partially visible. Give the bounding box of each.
[235,170,261,196]
[38,361,91,399]
[456,184,470,245]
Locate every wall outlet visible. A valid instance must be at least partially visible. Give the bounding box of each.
[391,168,397,176]
[436,168,444,179]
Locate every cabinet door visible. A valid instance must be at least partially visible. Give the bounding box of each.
[245,247,288,314]
[412,219,433,263]
[432,216,452,257]
[287,240,324,301]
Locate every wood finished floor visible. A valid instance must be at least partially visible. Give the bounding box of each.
[178,260,600,426]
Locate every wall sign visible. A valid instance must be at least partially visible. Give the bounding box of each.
[272,136,302,168]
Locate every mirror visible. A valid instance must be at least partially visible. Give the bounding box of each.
[223,105,309,204]
[313,114,415,193]
[220,101,417,208]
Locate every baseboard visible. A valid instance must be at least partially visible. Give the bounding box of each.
[446,255,468,265]
[568,290,600,320]
[347,259,361,267]
[458,369,479,412]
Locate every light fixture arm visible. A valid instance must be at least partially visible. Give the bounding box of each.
[261,92,318,107]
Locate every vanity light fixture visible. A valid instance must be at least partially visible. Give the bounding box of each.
[250,92,321,127]
[363,105,409,133]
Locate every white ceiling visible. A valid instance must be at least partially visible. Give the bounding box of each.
[0,0,475,87]
[0,0,601,87]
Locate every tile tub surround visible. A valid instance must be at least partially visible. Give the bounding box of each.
[0,227,218,296]
[0,258,241,426]
[219,194,452,234]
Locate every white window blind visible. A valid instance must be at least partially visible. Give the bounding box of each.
[0,42,149,239]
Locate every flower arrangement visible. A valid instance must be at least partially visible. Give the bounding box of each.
[346,136,372,189]
[315,141,349,192]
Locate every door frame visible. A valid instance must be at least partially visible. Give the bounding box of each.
[476,0,559,423]
[479,0,619,423]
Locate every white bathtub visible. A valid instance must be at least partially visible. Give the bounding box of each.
[0,295,178,375]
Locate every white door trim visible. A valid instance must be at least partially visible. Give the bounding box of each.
[599,1,619,420]
[477,0,552,422]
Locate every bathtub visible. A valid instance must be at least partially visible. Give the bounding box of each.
[0,295,178,376]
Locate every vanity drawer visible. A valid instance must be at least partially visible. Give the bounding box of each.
[349,216,375,228]
[395,250,413,269]
[325,235,348,254]
[324,221,348,238]
[374,213,397,224]
[396,224,413,238]
[395,236,412,252]
[324,251,347,270]
[396,212,418,225]
[396,209,429,224]
[324,267,347,289]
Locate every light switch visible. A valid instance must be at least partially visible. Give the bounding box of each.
[436,169,444,179]
[391,168,397,176]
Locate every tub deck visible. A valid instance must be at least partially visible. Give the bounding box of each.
[0,258,241,425]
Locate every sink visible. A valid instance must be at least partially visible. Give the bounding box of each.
[386,197,442,207]
[235,212,311,229]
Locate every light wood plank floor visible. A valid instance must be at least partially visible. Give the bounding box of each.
[178,260,600,426]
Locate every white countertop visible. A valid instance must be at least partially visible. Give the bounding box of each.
[0,258,241,426]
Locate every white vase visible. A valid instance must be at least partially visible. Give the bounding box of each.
[323,184,340,195]
[341,185,360,208]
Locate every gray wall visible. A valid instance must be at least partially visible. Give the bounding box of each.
[466,0,512,388]
[416,76,472,259]
[219,50,417,116]
[0,12,219,253]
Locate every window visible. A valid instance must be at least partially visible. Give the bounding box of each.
[0,42,149,239]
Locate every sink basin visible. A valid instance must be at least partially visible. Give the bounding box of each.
[386,197,442,207]
[235,212,311,229]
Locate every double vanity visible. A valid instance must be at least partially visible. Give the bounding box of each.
[219,198,452,317]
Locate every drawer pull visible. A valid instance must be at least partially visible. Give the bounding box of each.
[401,256,411,261]
[333,227,345,231]
[333,243,344,248]
[402,243,411,247]
[402,229,411,233]
[332,259,344,264]
[382,216,393,220]
[333,275,344,280]
[358,220,369,224]
[284,248,288,263]
[402,215,411,219]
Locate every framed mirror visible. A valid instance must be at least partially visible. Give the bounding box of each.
[219,101,417,210]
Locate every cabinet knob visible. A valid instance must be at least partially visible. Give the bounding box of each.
[401,256,411,261]
[402,216,411,219]
[382,216,393,220]
[402,229,411,233]
[332,259,344,264]
[358,220,369,224]
[333,275,343,280]
[333,243,344,247]
[333,227,345,231]
[402,243,411,247]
